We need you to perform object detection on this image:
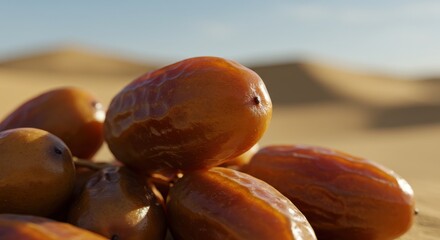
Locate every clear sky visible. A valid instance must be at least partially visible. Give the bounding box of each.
[1,1,440,76]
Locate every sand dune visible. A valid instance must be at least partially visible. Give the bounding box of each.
[0,45,156,77]
[0,48,439,239]
[251,61,424,107]
[251,61,440,129]
[250,62,342,105]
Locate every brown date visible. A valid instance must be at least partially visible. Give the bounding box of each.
[0,128,75,217]
[166,167,317,240]
[104,56,272,175]
[0,87,105,159]
[0,214,106,240]
[70,159,120,200]
[67,166,167,240]
[220,143,259,170]
[241,145,415,240]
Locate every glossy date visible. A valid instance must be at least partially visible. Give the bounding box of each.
[166,167,316,240]
[242,145,415,240]
[104,57,272,175]
[0,87,105,159]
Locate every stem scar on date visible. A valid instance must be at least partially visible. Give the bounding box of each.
[53,146,63,155]
[253,96,261,105]
[111,234,120,240]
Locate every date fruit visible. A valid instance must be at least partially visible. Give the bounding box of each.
[241,145,415,240]
[0,214,106,240]
[0,128,75,217]
[0,87,105,159]
[166,167,317,240]
[104,56,272,175]
[220,143,259,170]
[68,166,167,240]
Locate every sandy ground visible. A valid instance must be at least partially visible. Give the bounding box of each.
[0,51,439,239]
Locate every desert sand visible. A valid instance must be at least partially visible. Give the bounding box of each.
[0,47,439,239]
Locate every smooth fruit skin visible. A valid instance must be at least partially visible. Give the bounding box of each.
[0,128,75,217]
[0,214,106,240]
[241,145,415,240]
[166,167,317,240]
[67,166,166,240]
[104,56,272,175]
[220,143,259,170]
[0,87,105,159]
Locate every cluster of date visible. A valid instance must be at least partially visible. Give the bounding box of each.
[0,57,414,240]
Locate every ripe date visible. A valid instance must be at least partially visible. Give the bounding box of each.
[166,167,317,240]
[68,166,167,240]
[104,57,272,175]
[0,87,105,159]
[0,214,106,240]
[242,145,415,240]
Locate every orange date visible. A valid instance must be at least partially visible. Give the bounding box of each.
[242,145,415,240]
[104,57,272,175]
[0,87,105,159]
[167,167,316,240]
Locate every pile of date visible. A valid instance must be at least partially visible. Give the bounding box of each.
[0,57,415,240]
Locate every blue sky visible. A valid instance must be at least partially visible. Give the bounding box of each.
[1,1,440,75]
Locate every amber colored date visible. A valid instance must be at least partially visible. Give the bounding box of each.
[220,143,259,170]
[0,214,106,240]
[104,56,272,175]
[0,128,75,217]
[241,145,415,240]
[0,87,105,159]
[166,167,316,240]
[67,166,167,240]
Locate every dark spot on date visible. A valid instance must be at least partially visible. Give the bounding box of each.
[91,101,103,110]
[111,234,120,240]
[54,146,63,155]
[253,96,261,105]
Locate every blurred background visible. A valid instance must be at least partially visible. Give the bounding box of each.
[0,2,439,238]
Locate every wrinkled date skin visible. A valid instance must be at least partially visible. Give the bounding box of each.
[241,145,415,240]
[0,214,106,240]
[104,57,272,175]
[67,166,166,240]
[166,167,317,240]
[0,87,105,159]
